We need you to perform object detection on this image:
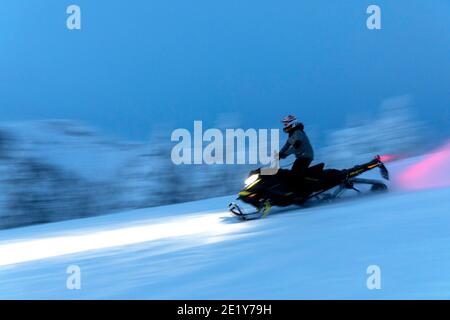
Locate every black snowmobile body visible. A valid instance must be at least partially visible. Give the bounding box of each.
[229,156,389,220]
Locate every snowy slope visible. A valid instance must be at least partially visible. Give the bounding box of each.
[1,153,450,299]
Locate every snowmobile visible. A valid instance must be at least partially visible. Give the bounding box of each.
[229,156,389,220]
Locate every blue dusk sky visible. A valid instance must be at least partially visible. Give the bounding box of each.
[1,0,449,141]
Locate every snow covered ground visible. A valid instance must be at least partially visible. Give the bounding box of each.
[1,154,450,299]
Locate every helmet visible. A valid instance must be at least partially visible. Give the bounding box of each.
[281,115,297,133]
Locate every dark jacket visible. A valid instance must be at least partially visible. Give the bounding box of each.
[279,123,314,160]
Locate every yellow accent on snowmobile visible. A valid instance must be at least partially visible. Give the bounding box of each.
[239,191,252,197]
[261,200,272,218]
[349,168,364,176]
[350,162,379,176]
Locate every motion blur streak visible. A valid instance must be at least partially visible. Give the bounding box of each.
[397,141,450,190]
[0,213,247,267]
[378,154,398,163]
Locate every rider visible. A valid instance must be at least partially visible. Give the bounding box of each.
[278,115,314,178]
